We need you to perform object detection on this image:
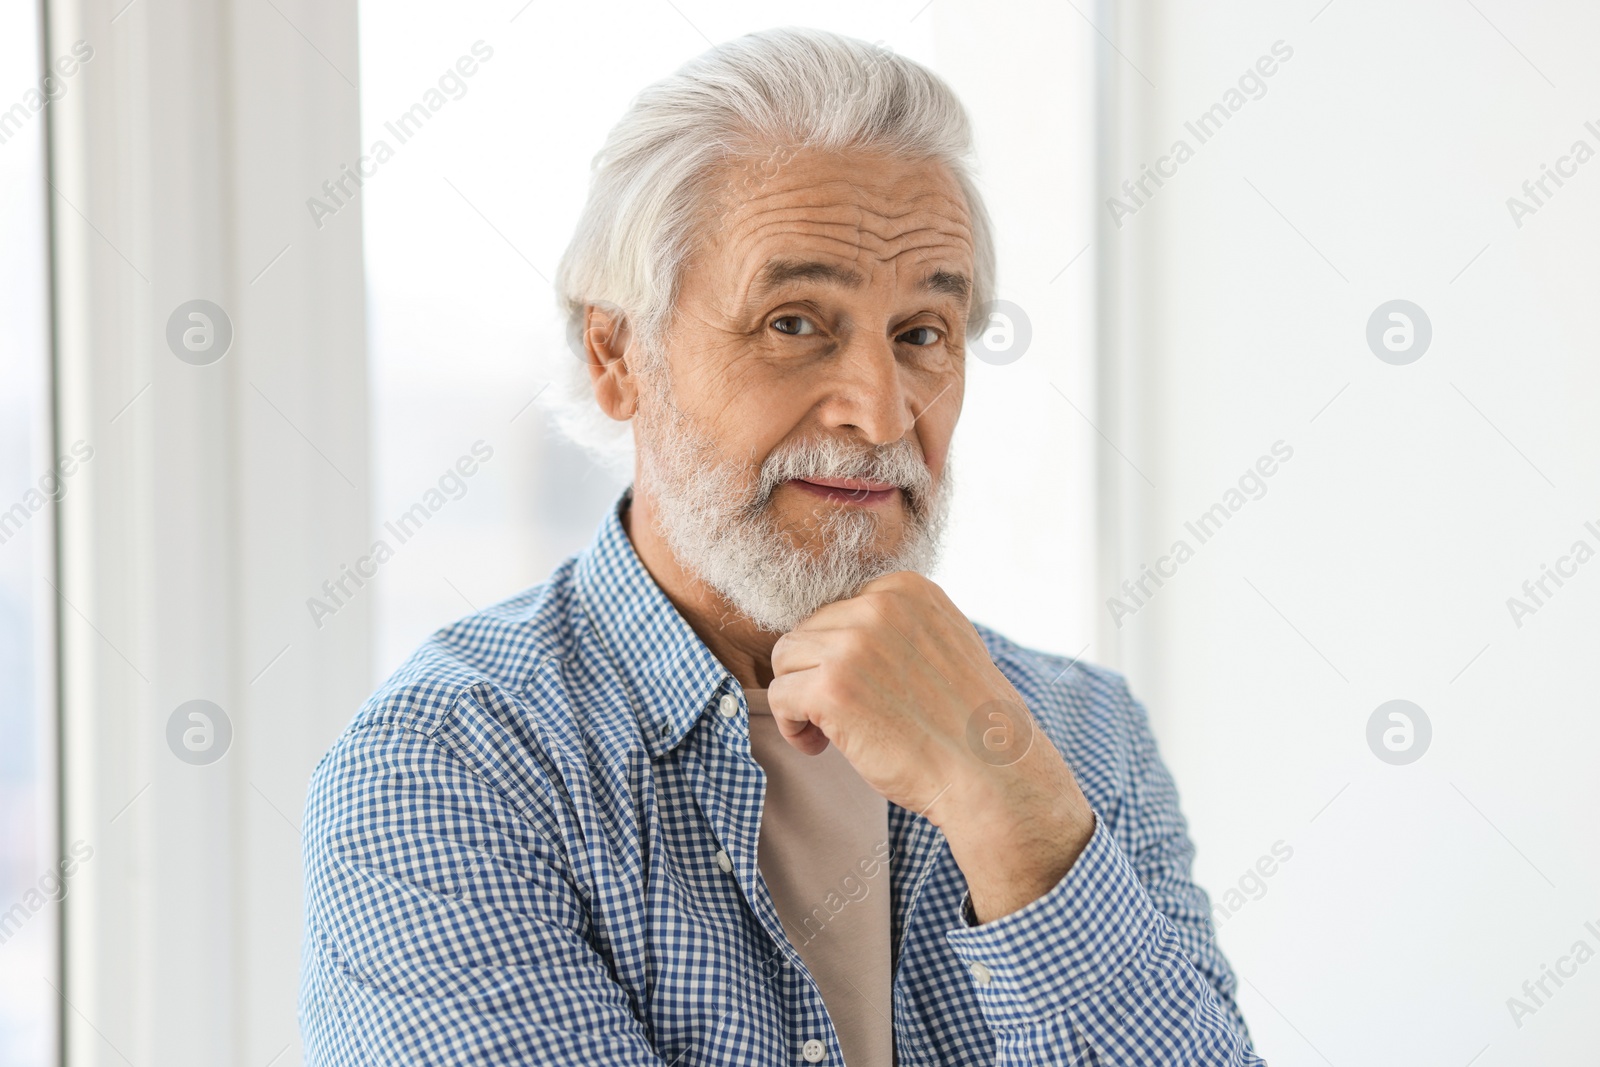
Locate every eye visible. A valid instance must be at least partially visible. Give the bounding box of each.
[897,326,941,347]
[771,315,817,337]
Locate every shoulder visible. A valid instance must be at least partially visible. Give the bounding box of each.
[347,559,592,742]
[354,560,579,735]
[972,620,1145,729]
[970,621,1155,809]
[305,558,597,838]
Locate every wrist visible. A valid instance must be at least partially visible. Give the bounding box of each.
[936,727,1093,850]
[941,776,1094,923]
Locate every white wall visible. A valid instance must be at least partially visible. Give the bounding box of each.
[1104,2,1600,1063]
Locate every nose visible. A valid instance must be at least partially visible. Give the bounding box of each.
[819,334,916,447]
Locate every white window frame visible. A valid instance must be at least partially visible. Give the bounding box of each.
[46,0,368,1063]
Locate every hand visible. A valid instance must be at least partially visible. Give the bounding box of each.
[767,571,1096,922]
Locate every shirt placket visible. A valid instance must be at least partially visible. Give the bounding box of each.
[680,695,843,1065]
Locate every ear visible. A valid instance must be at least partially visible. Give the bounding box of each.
[581,304,641,421]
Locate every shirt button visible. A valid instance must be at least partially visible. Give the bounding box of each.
[802,1038,826,1062]
[714,849,733,874]
[718,694,738,718]
[970,961,993,986]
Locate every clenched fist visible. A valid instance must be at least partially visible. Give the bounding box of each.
[767,570,1096,922]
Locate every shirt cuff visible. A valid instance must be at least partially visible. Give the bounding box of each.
[943,812,1166,1027]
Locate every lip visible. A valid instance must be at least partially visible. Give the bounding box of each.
[788,477,900,505]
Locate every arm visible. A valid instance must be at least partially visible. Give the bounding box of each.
[767,573,1260,1065]
[298,715,668,1066]
[942,678,1263,1065]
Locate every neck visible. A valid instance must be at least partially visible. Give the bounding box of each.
[622,484,780,689]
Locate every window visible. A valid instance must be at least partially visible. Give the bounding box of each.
[0,2,60,1062]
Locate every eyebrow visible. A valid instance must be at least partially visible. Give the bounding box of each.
[922,268,971,301]
[750,258,971,302]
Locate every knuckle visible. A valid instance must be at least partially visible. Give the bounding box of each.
[817,671,855,708]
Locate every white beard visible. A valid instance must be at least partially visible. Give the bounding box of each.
[634,371,952,634]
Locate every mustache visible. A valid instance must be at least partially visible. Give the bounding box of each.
[751,436,936,512]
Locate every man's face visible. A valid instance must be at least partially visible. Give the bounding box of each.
[629,146,976,631]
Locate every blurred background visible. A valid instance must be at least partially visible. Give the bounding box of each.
[2,0,1596,1063]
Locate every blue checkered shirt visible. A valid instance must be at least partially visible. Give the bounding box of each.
[299,490,1263,1065]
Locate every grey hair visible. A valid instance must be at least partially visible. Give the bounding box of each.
[546,26,997,470]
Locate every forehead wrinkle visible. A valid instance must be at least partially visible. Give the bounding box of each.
[731,199,968,241]
[715,181,974,315]
[734,222,971,279]
[726,178,971,238]
[709,149,971,235]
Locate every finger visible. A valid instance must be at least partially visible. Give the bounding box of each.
[770,627,835,678]
[788,597,887,645]
[766,670,818,728]
[778,717,830,756]
[767,671,831,755]
[788,594,860,631]
[911,573,963,621]
[856,570,924,598]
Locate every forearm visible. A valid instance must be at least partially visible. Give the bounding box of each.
[939,752,1095,924]
[944,817,1263,1066]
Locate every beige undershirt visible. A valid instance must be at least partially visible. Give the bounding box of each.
[745,688,894,1067]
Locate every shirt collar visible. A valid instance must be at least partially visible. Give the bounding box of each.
[573,487,738,758]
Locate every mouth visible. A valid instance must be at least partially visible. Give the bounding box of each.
[787,476,900,507]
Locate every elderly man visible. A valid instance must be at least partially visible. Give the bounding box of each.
[300,26,1262,1067]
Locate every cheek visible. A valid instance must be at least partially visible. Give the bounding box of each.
[708,366,827,459]
[732,394,811,468]
[917,388,963,478]
[676,331,810,418]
